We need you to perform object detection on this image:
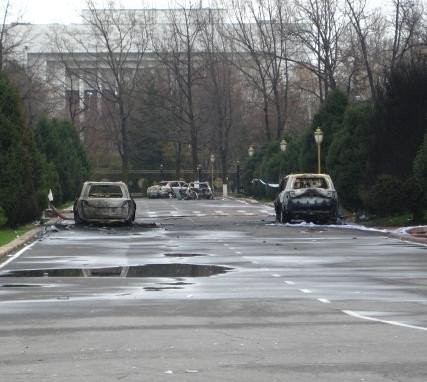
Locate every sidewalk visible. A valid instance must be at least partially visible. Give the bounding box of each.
[389,226,427,246]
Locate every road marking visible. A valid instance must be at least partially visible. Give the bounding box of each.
[318,298,331,304]
[235,251,242,254]
[0,241,37,270]
[342,310,427,331]
[284,280,295,285]
[215,210,227,215]
[300,289,312,294]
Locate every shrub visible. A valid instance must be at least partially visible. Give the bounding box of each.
[364,175,406,216]
[0,207,7,227]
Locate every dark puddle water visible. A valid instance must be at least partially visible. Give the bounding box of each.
[164,253,205,257]
[0,264,231,278]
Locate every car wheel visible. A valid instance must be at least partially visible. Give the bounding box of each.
[280,208,290,224]
[275,204,281,222]
[74,210,84,225]
[168,192,174,198]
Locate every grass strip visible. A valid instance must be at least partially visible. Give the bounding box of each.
[0,226,33,247]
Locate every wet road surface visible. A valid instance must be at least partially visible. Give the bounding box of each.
[0,197,426,381]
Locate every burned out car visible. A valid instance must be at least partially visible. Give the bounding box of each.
[274,174,339,224]
[74,181,136,225]
[147,181,188,199]
[186,182,214,200]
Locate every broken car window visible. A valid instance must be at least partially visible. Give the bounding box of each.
[88,185,124,198]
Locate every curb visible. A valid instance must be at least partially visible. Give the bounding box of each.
[0,227,42,263]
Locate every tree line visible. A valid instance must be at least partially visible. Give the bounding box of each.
[0,0,425,219]
[0,72,90,228]
[46,0,425,184]
[245,55,427,219]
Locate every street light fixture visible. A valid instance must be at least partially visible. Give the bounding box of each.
[279,139,288,181]
[210,154,215,193]
[314,127,324,174]
[197,164,202,182]
[248,145,255,157]
[236,160,240,194]
[280,139,288,152]
[160,164,164,180]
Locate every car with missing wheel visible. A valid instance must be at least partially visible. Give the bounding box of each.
[146,181,188,199]
[186,181,214,200]
[274,174,339,224]
[74,181,136,225]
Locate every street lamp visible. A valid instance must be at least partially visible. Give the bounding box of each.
[160,164,164,180]
[236,160,240,194]
[279,139,288,181]
[314,127,323,174]
[210,154,215,193]
[248,145,255,157]
[197,164,202,182]
[280,139,288,152]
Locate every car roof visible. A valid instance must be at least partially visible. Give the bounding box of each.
[286,173,331,177]
[83,181,126,186]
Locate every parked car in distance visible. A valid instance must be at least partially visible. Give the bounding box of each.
[74,181,136,225]
[186,181,214,200]
[274,174,339,224]
[146,181,188,199]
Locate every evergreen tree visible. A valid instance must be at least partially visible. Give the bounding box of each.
[299,90,348,173]
[35,119,90,204]
[0,72,40,226]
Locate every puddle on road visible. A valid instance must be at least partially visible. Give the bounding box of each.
[164,253,205,257]
[0,284,43,288]
[0,264,232,278]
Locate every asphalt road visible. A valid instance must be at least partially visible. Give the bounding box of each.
[0,197,426,381]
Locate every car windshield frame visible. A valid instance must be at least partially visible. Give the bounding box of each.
[291,177,330,190]
[87,184,125,198]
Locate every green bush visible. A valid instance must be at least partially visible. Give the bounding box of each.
[35,119,90,203]
[326,103,374,211]
[0,207,7,227]
[364,175,406,216]
[0,72,42,227]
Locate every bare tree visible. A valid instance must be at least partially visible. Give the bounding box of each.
[198,8,244,181]
[344,0,379,100]
[151,4,206,177]
[223,0,292,141]
[390,0,425,68]
[52,0,150,182]
[292,0,346,102]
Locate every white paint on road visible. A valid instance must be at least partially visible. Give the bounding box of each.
[300,289,312,294]
[284,281,295,285]
[0,241,37,270]
[318,298,331,304]
[343,310,427,331]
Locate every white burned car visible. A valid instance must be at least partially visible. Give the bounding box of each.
[274,174,339,224]
[74,181,136,225]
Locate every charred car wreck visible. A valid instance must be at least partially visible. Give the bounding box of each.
[274,174,339,224]
[74,181,136,225]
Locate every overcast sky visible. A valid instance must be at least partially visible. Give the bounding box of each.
[7,0,391,24]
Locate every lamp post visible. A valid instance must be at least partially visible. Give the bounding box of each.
[314,127,323,174]
[160,164,164,180]
[236,160,240,194]
[248,145,255,157]
[197,164,202,182]
[210,154,215,192]
[279,139,287,181]
[280,139,288,153]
